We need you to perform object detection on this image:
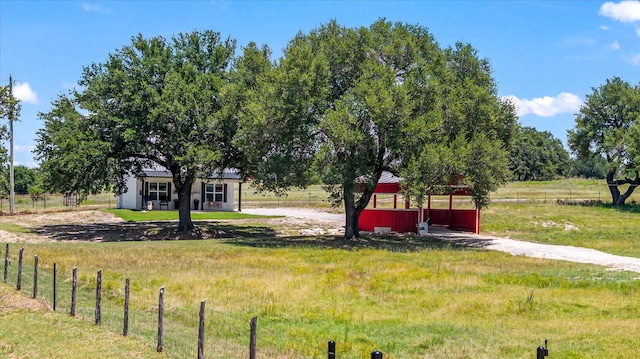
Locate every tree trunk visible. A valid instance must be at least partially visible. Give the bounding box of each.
[607,171,621,205]
[343,177,378,239]
[606,171,638,205]
[176,181,194,233]
[343,184,358,239]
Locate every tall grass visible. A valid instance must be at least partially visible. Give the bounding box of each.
[3,237,640,358]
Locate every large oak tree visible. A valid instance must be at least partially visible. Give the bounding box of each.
[35,31,237,232]
[236,20,516,238]
[568,77,640,205]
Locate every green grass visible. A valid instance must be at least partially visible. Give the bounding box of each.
[3,234,640,358]
[105,209,280,222]
[0,222,34,235]
[0,284,165,359]
[3,178,640,358]
[482,201,640,257]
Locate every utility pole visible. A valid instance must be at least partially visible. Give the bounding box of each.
[8,75,14,215]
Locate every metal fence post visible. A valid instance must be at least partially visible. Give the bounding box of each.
[328,340,336,359]
[53,263,57,311]
[536,339,549,359]
[371,350,383,359]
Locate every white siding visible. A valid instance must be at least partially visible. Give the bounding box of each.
[119,175,237,211]
[118,175,140,209]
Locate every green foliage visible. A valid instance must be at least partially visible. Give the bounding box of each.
[236,19,516,237]
[510,126,570,181]
[35,95,117,199]
[568,77,640,204]
[567,155,608,179]
[0,83,20,172]
[1,165,40,194]
[401,43,516,208]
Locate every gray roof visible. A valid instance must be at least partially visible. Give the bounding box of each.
[140,168,241,180]
[378,171,400,184]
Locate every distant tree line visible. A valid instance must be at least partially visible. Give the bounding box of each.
[0,165,44,197]
[508,125,607,181]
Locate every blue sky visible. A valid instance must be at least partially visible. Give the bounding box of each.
[1,0,639,167]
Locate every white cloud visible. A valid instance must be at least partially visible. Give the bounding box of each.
[504,93,583,118]
[610,40,622,50]
[82,3,112,14]
[600,25,610,30]
[626,53,640,65]
[599,1,640,22]
[13,82,38,104]
[636,27,640,36]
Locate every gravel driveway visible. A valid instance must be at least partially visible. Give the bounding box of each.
[244,207,640,273]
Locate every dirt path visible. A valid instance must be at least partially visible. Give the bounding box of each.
[425,227,640,273]
[245,207,640,273]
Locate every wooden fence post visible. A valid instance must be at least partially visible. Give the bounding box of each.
[3,243,7,283]
[53,263,57,311]
[123,277,130,336]
[157,286,165,353]
[16,248,23,291]
[249,316,258,359]
[198,300,205,359]
[33,254,38,299]
[95,270,102,325]
[70,267,77,316]
[328,340,336,359]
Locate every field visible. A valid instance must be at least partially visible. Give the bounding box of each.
[2,180,640,358]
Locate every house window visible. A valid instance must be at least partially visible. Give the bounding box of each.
[149,182,169,201]
[205,183,226,202]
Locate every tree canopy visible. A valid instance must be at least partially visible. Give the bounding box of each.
[568,77,640,205]
[35,21,517,237]
[1,165,39,195]
[35,30,237,231]
[236,19,517,238]
[509,126,570,181]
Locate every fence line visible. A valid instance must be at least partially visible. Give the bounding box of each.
[0,244,550,358]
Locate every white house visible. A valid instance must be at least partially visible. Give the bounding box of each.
[117,168,242,211]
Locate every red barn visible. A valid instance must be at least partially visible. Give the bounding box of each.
[358,172,480,234]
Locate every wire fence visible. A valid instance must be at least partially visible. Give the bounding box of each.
[2,244,389,358]
[1,243,555,359]
[0,193,116,215]
[2,185,637,215]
